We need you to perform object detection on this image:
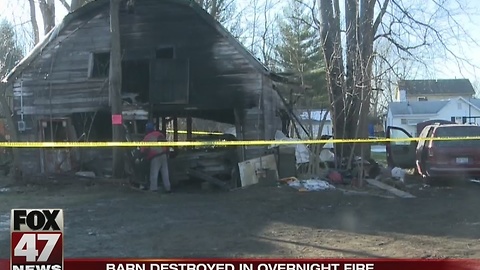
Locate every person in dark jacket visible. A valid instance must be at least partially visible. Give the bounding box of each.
[140,122,171,193]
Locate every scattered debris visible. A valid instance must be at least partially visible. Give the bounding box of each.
[470,179,480,184]
[0,187,10,193]
[391,167,406,182]
[284,178,335,192]
[327,170,343,184]
[75,171,96,178]
[320,149,335,162]
[365,178,415,198]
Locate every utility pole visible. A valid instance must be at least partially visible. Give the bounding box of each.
[109,0,124,177]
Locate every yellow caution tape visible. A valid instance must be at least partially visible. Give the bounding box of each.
[165,130,224,135]
[0,136,479,148]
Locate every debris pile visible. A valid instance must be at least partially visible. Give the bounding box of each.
[280,177,335,192]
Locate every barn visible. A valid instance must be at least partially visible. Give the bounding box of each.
[1,0,295,184]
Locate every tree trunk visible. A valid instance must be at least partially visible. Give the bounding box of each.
[109,0,124,178]
[357,0,376,161]
[39,0,55,35]
[344,0,360,164]
[318,0,347,167]
[28,0,40,45]
[210,0,219,19]
[70,0,81,11]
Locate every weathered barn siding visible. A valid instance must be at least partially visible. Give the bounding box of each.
[262,75,283,140]
[12,9,111,126]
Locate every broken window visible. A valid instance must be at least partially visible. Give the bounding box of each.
[156,47,175,59]
[41,120,69,142]
[90,52,110,78]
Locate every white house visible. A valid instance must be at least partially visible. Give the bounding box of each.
[386,97,480,136]
[396,79,476,102]
[295,109,333,138]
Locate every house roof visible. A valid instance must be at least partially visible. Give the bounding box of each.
[388,100,448,116]
[398,79,475,96]
[389,97,480,116]
[2,0,283,83]
[468,98,480,108]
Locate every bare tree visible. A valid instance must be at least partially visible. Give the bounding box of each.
[38,0,56,35]
[195,0,243,37]
[28,0,40,45]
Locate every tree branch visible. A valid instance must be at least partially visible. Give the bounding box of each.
[58,0,71,12]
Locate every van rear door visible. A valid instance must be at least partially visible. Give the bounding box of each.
[386,126,417,168]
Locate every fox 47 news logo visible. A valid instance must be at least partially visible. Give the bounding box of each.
[10,209,64,270]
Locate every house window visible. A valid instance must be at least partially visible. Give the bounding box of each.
[89,52,110,78]
[457,102,462,109]
[417,96,428,101]
[156,47,175,59]
[401,119,407,124]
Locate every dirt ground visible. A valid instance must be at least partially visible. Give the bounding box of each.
[1,174,480,259]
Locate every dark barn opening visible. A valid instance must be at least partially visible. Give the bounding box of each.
[72,111,112,141]
[42,120,69,142]
[122,60,150,103]
[90,52,110,78]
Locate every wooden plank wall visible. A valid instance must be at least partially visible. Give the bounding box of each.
[12,9,111,135]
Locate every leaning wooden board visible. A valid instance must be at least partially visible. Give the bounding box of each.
[365,178,416,198]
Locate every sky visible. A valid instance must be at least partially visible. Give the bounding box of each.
[1,0,480,88]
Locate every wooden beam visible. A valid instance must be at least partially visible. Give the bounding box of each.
[234,108,245,162]
[186,116,192,141]
[365,178,416,198]
[173,117,178,142]
[161,116,167,134]
[188,169,230,191]
[109,0,124,178]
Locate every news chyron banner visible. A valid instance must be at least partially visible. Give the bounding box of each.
[4,208,480,270]
[2,258,480,270]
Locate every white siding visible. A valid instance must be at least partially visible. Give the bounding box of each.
[436,98,480,124]
[388,98,480,137]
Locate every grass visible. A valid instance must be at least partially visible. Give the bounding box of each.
[371,151,387,165]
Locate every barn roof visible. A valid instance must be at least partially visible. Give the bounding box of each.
[2,0,282,83]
